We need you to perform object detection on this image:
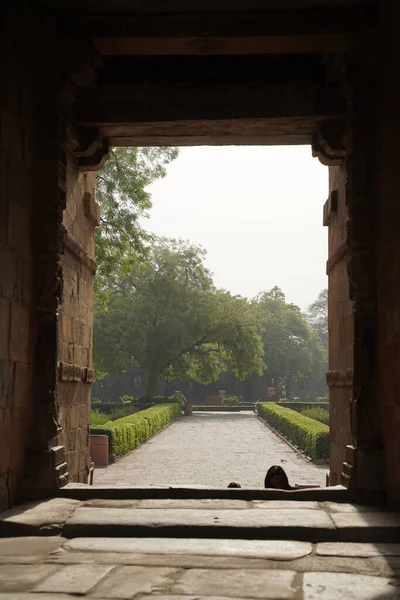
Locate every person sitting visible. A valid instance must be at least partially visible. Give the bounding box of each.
[227,482,241,488]
[264,465,293,490]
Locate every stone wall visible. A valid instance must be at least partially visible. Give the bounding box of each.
[0,4,36,511]
[58,157,97,483]
[326,166,353,485]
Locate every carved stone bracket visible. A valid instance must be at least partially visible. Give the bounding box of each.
[78,138,110,171]
[312,120,346,166]
[58,362,96,383]
[326,368,354,387]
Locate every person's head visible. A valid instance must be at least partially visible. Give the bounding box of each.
[264,465,291,490]
[227,482,241,488]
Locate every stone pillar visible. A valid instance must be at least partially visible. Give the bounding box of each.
[23,19,70,495]
[375,0,400,506]
[344,32,385,496]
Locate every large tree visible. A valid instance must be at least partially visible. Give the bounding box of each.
[253,287,324,398]
[94,238,265,396]
[307,288,328,347]
[95,147,179,299]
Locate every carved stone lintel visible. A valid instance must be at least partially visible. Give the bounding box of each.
[78,138,110,172]
[312,120,346,166]
[326,368,354,387]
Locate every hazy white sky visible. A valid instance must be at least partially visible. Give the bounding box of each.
[145,146,328,311]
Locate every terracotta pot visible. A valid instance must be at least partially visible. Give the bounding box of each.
[90,435,109,466]
[183,404,193,416]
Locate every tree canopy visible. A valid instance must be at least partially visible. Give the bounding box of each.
[94,238,265,396]
[251,287,325,398]
[95,147,179,299]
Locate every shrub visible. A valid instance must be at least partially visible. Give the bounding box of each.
[301,407,329,425]
[277,401,329,413]
[90,403,181,457]
[90,409,110,426]
[222,396,239,406]
[258,402,329,460]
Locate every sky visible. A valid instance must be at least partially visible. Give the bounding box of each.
[144,146,328,311]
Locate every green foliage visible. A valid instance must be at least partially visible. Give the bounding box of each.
[90,410,110,426]
[252,287,325,398]
[306,289,328,347]
[91,403,181,456]
[192,405,241,412]
[300,407,329,425]
[258,402,329,460]
[222,396,240,406]
[94,238,265,395]
[95,147,179,303]
[277,401,329,412]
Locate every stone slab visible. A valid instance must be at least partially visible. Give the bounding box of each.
[317,542,400,558]
[330,512,400,542]
[64,508,336,541]
[0,564,58,592]
[34,563,114,595]
[63,537,313,560]
[0,499,80,536]
[83,499,248,510]
[58,483,354,503]
[250,501,322,510]
[325,502,378,513]
[302,572,400,599]
[172,568,298,599]
[90,566,179,599]
[0,536,62,558]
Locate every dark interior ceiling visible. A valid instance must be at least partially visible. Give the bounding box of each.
[39,0,373,13]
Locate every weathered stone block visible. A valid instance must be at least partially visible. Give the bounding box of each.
[172,568,297,599]
[14,362,32,408]
[35,564,114,595]
[8,202,30,258]
[9,302,30,363]
[0,408,11,472]
[0,297,10,360]
[0,246,17,299]
[302,572,399,600]
[0,360,14,408]
[0,564,58,593]
[91,565,179,599]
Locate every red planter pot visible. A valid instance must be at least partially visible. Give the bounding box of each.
[90,434,109,466]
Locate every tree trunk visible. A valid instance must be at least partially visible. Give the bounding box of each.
[146,372,158,398]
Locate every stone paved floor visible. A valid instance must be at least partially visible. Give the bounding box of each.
[93,412,327,488]
[1,497,400,598]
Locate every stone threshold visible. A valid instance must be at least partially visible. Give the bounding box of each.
[56,483,385,505]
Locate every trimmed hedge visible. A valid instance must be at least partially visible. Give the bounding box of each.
[91,401,133,414]
[277,401,329,413]
[258,402,329,460]
[91,403,181,457]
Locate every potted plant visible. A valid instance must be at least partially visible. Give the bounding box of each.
[173,391,192,416]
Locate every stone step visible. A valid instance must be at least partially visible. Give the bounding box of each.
[57,483,362,503]
[63,506,400,543]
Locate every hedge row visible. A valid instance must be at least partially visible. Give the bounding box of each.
[277,401,329,413]
[258,402,329,460]
[91,403,181,456]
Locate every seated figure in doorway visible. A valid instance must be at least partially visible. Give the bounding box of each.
[264,465,293,490]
